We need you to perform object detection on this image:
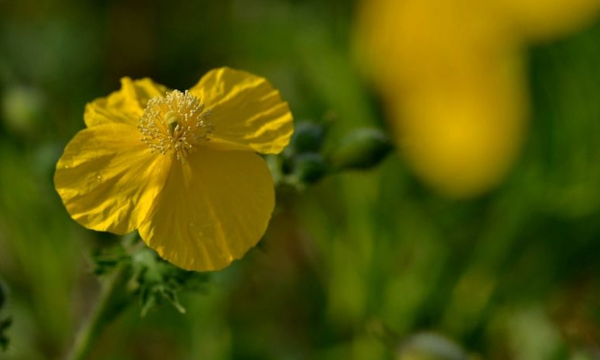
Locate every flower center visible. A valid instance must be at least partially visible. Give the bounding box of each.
[138,90,214,163]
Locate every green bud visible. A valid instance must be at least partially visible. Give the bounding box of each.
[1,85,44,136]
[292,153,329,186]
[329,128,393,171]
[285,122,326,157]
[397,333,469,360]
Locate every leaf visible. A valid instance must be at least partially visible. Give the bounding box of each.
[91,235,210,317]
[129,246,210,316]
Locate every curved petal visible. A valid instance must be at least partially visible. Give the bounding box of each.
[189,67,293,154]
[139,149,275,271]
[55,124,172,234]
[84,77,169,128]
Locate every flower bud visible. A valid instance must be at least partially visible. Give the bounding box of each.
[284,121,326,157]
[1,86,44,137]
[329,128,393,171]
[292,153,329,185]
[397,332,469,360]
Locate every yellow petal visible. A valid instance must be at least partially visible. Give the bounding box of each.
[189,67,293,154]
[355,0,515,94]
[138,149,275,271]
[55,124,172,234]
[84,77,168,128]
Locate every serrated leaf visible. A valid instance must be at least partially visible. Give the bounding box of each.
[90,235,210,316]
[129,246,210,316]
[161,288,186,314]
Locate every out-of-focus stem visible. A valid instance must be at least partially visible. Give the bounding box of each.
[65,264,129,360]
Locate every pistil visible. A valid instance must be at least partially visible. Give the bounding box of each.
[138,90,214,163]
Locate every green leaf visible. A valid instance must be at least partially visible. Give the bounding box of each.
[91,236,210,317]
[129,246,209,316]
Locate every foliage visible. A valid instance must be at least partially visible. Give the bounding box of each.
[92,236,210,317]
[0,0,599,359]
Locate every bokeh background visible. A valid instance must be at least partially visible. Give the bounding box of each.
[1,0,600,359]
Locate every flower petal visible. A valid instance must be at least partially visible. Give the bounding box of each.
[139,149,275,271]
[84,77,168,128]
[55,124,172,234]
[189,67,293,154]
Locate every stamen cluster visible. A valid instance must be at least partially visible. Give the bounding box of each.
[138,90,214,163]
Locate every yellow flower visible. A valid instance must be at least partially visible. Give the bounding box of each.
[497,0,600,41]
[55,67,294,271]
[356,0,528,198]
[356,0,600,198]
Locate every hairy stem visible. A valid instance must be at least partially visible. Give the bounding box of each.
[66,264,129,360]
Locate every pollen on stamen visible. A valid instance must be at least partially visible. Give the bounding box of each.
[137,90,215,163]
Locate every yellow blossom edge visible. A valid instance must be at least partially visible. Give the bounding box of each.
[55,123,172,234]
[190,67,294,155]
[138,149,275,271]
[84,77,169,128]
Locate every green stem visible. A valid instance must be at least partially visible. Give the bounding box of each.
[66,264,129,360]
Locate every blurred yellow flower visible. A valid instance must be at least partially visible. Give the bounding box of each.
[55,67,293,271]
[356,0,600,198]
[497,0,600,40]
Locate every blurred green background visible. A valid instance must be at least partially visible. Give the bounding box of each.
[1,0,600,359]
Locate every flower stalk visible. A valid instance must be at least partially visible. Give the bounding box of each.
[66,263,130,360]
